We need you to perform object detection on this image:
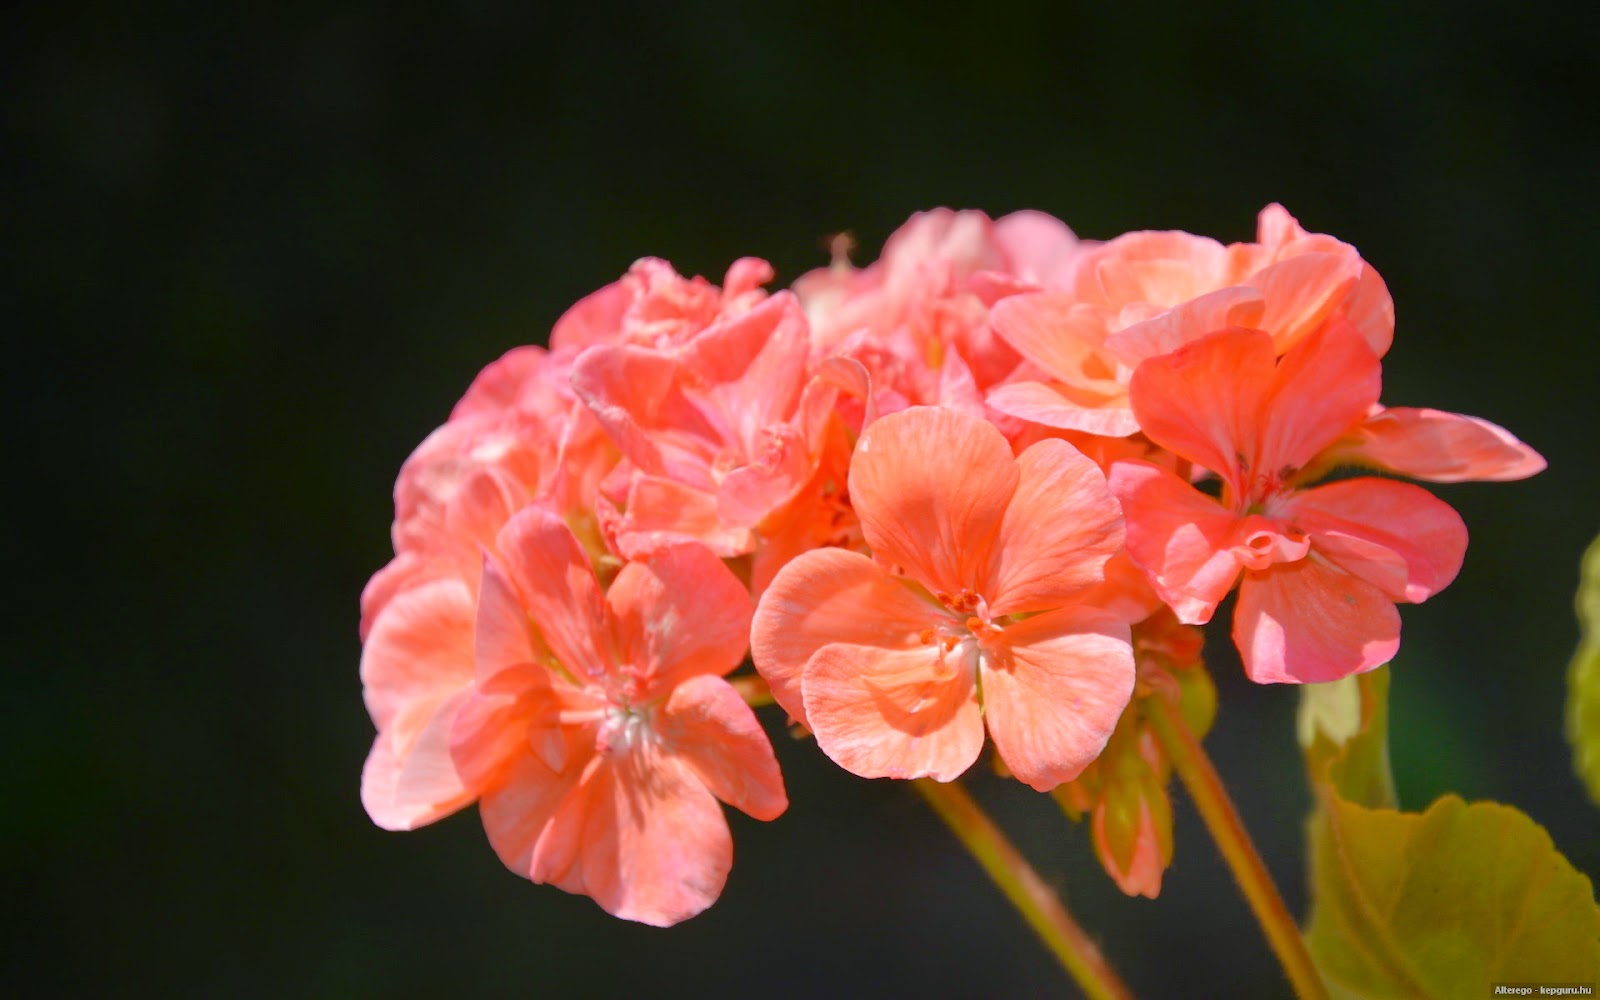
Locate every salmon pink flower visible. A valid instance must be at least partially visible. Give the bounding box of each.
[793,209,1082,419]
[360,345,618,831]
[360,345,615,637]
[751,406,1134,791]
[1110,319,1543,683]
[987,204,1392,437]
[551,256,774,353]
[450,507,786,926]
[572,271,840,561]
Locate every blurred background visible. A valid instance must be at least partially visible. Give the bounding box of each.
[7,1,1598,996]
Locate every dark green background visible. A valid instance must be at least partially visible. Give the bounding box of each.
[8,2,1597,997]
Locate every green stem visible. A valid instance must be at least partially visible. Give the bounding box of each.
[1144,695,1329,1000]
[913,779,1135,1000]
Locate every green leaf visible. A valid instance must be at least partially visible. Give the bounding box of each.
[1305,794,1600,998]
[1568,531,1600,806]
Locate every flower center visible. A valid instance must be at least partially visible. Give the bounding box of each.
[1231,514,1311,571]
[596,703,655,755]
[911,589,1004,687]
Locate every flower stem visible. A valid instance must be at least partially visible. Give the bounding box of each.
[1143,695,1328,1000]
[912,778,1135,1000]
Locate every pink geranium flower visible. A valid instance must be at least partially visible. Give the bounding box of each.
[1110,320,1543,683]
[449,507,786,926]
[359,346,620,831]
[360,344,614,637]
[570,264,843,562]
[792,209,1082,421]
[986,204,1392,437]
[751,406,1134,791]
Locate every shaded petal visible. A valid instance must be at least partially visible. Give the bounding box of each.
[981,607,1135,791]
[527,751,734,927]
[993,209,1080,287]
[1331,406,1547,483]
[1257,318,1382,475]
[451,345,550,419]
[550,279,632,352]
[480,750,587,882]
[494,506,610,680]
[1075,230,1230,308]
[570,344,704,478]
[679,293,810,448]
[608,543,755,697]
[1252,250,1362,353]
[1108,462,1243,624]
[660,675,787,821]
[615,474,753,558]
[1345,264,1395,357]
[717,421,814,530]
[803,644,984,782]
[1127,327,1272,489]
[360,578,475,736]
[442,466,526,556]
[1106,285,1265,366]
[850,406,1018,595]
[474,553,541,684]
[450,668,578,788]
[1282,478,1467,603]
[359,549,427,641]
[592,752,734,927]
[1233,560,1400,684]
[986,381,1140,437]
[989,439,1125,613]
[361,689,475,831]
[750,548,938,725]
[989,293,1109,386]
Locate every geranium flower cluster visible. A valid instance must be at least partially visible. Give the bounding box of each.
[359,205,1543,924]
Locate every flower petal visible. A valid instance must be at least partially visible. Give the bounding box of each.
[550,278,632,352]
[1108,461,1243,624]
[803,644,984,782]
[1252,250,1362,354]
[986,380,1140,437]
[1233,559,1400,684]
[361,688,475,831]
[989,293,1109,386]
[660,674,787,821]
[850,406,1018,595]
[480,750,587,883]
[678,293,810,447]
[360,577,476,738]
[1106,285,1265,366]
[981,607,1135,791]
[988,439,1125,613]
[608,543,755,697]
[1256,318,1382,475]
[474,553,541,684]
[1282,478,1467,604]
[527,751,734,927]
[1331,406,1547,483]
[751,547,938,726]
[614,474,754,559]
[493,506,610,680]
[1127,327,1273,488]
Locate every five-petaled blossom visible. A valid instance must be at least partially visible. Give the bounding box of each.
[451,506,788,926]
[1110,319,1543,683]
[752,406,1135,791]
